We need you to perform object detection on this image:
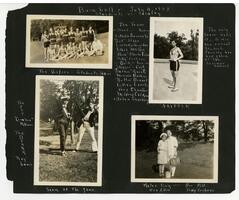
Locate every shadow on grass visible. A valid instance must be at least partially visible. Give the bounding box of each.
[39,140,51,146]
[40,148,96,155]
[40,148,62,156]
[163,77,173,86]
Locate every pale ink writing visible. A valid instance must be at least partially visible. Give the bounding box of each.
[114,21,149,102]
[205,27,232,68]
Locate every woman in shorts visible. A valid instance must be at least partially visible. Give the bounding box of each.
[53,42,67,61]
[91,36,104,56]
[75,43,85,59]
[87,25,95,48]
[68,26,75,43]
[168,40,184,92]
[74,28,82,47]
[55,28,62,48]
[41,30,50,61]
[62,27,69,46]
[81,26,88,52]
[49,27,56,46]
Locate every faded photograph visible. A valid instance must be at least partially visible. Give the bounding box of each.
[131,115,218,183]
[26,15,113,68]
[149,17,203,104]
[34,75,104,186]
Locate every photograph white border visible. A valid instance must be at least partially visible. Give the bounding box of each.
[131,115,219,183]
[149,17,204,104]
[34,75,104,186]
[26,15,113,69]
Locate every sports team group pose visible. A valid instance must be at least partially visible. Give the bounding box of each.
[41,25,104,62]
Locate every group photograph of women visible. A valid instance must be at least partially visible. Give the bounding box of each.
[131,116,218,183]
[26,15,112,68]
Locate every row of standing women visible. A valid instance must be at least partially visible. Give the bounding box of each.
[41,26,104,61]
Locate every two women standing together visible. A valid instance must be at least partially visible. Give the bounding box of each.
[157,130,179,178]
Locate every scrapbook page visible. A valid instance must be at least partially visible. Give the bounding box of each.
[5,3,235,193]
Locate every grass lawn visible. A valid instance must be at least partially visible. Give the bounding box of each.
[152,62,199,102]
[38,126,98,183]
[30,32,109,64]
[135,142,214,179]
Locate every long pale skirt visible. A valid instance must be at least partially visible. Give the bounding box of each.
[157,150,168,164]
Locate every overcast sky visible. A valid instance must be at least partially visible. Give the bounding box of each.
[154,20,202,40]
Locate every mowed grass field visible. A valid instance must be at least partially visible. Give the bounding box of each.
[135,142,214,179]
[152,61,199,102]
[38,123,98,183]
[30,32,109,64]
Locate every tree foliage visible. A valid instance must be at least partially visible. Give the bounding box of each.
[136,120,215,151]
[40,80,99,121]
[154,29,199,60]
[30,19,109,40]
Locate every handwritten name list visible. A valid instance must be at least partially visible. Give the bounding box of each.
[114,20,149,102]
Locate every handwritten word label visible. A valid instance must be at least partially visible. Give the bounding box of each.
[142,183,171,192]
[185,183,215,193]
[77,6,170,16]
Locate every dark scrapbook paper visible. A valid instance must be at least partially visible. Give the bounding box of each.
[5,3,235,193]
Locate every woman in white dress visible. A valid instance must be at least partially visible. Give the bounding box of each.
[157,133,168,177]
[166,129,178,177]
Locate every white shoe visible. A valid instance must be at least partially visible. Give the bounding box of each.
[171,88,179,92]
[92,141,98,152]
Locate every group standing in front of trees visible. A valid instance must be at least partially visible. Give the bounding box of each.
[41,25,104,62]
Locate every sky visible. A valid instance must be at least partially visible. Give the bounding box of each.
[154,19,202,40]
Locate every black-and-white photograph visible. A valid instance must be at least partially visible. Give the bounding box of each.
[131,115,218,183]
[26,15,113,68]
[149,17,203,104]
[34,75,103,186]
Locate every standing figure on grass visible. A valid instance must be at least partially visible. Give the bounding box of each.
[157,133,168,178]
[168,40,184,92]
[55,95,71,156]
[74,100,98,153]
[166,129,178,177]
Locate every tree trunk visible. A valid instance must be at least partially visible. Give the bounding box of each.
[203,121,208,142]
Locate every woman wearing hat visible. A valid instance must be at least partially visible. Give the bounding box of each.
[157,133,168,177]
